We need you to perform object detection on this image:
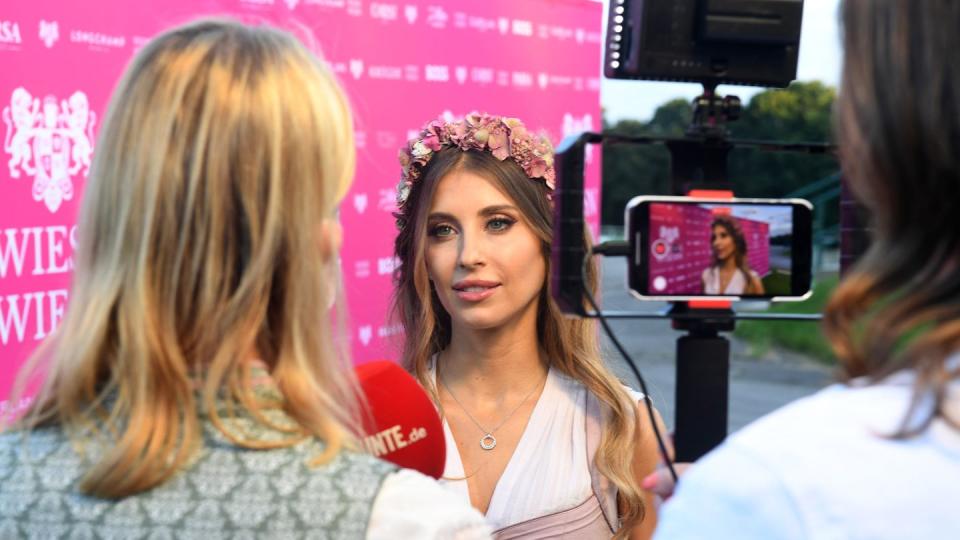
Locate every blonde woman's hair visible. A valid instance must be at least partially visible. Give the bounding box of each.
[392,148,647,536]
[7,19,359,498]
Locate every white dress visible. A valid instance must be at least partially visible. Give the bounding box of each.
[702,266,759,294]
[430,365,644,535]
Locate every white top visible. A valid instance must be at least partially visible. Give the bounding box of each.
[431,366,643,531]
[655,359,960,539]
[702,266,758,295]
[368,469,492,539]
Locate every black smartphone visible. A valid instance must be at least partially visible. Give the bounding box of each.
[625,196,814,301]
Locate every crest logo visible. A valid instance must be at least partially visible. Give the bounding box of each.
[3,88,96,213]
[349,59,364,79]
[38,20,58,48]
[575,28,585,44]
[538,73,549,90]
[455,66,468,84]
[353,193,368,214]
[404,5,418,24]
[498,18,509,35]
[358,325,373,346]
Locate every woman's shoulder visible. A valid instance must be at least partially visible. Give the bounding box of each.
[551,369,646,405]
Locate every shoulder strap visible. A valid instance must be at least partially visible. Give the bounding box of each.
[585,390,620,533]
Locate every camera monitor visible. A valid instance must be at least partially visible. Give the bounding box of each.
[626,196,813,301]
[605,0,804,88]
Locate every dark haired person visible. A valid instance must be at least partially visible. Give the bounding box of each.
[701,215,765,295]
[652,1,960,537]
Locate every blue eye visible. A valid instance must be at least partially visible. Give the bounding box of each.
[487,217,515,232]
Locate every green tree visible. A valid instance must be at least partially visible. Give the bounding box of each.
[601,82,839,227]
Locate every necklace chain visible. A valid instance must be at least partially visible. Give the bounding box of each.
[439,372,545,451]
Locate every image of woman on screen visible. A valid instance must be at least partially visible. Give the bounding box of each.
[392,113,668,538]
[701,215,765,295]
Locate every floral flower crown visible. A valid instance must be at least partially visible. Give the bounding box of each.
[396,113,556,212]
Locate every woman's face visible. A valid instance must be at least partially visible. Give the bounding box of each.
[424,169,546,333]
[711,224,735,262]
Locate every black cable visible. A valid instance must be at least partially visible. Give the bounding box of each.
[582,249,678,484]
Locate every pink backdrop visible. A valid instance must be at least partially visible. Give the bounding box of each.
[648,204,770,295]
[0,0,603,416]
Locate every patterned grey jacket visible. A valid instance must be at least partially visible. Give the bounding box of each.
[0,394,396,539]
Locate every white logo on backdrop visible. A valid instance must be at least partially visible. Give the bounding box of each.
[497,18,509,35]
[347,0,363,16]
[378,188,397,212]
[497,71,510,86]
[575,28,585,44]
[538,24,549,39]
[355,259,371,278]
[285,0,300,9]
[404,5,417,24]
[349,59,364,79]
[512,72,533,88]
[512,20,533,37]
[3,88,95,213]
[426,6,448,29]
[453,12,467,28]
[378,256,399,275]
[424,64,449,82]
[69,30,125,49]
[354,130,367,149]
[538,73,549,90]
[471,67,494,84]
[0,21,22,45]
[353,193,368,214]
[455,66,468,84]
[38,20,58,48]
[359,325,373,346]
[406,129,419,141]
[562,113,595,164]
[376,131,397,149]
[370,2,398,22]
[404,64,420,81]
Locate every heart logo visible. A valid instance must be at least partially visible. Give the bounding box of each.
[359,326,373,346]
[349,59,364,80]
[455,66,468,84]
[404,5,417,24]
[538,73,549,90]
[498,18,509,35]
[353,193,368,214]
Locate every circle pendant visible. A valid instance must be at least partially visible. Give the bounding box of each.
[480,434,497,450]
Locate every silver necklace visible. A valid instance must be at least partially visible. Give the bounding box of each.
[440,374,545,451]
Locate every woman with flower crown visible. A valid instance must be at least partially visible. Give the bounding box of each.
[392,113,667,538]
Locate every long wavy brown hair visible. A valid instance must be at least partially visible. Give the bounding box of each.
[392,147,646,535]
[823,0,960,435]
[709,214,760,294]
[7,20,361,498]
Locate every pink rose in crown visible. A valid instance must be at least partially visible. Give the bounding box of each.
[395,112,556,215]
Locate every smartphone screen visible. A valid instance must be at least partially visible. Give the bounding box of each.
[626,197,813,300]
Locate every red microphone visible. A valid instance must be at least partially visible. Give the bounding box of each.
[355,360,445,479]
